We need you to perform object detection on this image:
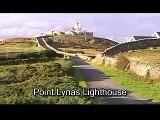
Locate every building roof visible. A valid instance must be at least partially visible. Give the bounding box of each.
[132,36,155,40]
[155,32,160,36]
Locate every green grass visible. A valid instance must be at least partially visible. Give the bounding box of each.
[56,59,73,67]
[0,43,43,57]
[122,47,160,65]
[90,63,160,103]
[0,38,43,57]
[0,59,94,104]
[59,48,100,56]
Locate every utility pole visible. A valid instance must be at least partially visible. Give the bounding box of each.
[2,40,5,44]
[90,18,94,39]
[84,30,87,41]
[52,31,53,36]
[90,18,92,32]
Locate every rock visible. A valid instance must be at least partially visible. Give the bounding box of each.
[149,47,154,50]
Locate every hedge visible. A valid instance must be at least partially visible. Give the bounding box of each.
[0,50,63,61]
[0,57,53,65]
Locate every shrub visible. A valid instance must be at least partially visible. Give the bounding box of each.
[0,56,8,61]
[0,59,94,104]
[40,63,62,77]
[13,54,28,59]
[0,65,38,84]
[115,54,129,71]
[61,61,74,76]
[0,57,51,65]
[39,50,58,58]
[26,52,40,58]
[0,50,63,62]
[12,52,40,59]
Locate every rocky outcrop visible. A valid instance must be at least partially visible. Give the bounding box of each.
[77,53,92,61]
[129,60,160,80]
[104,57,117,68]
[92,54,160,80]
[91,54,105,65]
[149,66,160,80]
[129,60,152,77]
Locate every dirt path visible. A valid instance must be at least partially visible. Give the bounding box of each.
[72,57,153,104]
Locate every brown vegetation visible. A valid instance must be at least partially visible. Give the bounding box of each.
[115,54,130,71]
[3,38,35,44]
[48,35,118,52]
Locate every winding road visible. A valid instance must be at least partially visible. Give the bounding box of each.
[72,57,153,104]
[36,37,49,50]
[36,37,153,104]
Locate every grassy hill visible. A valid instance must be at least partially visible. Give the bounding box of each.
[0,57,94,104]
[3,37,35,44]
[47,35,118,56]
[0,35,118,56]
[0,36,107,104]
[0,37,43,57]
[0,40,98,104]
[118,47,160,65]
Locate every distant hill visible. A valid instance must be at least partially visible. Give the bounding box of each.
[93,37,118,45]
[0,37,42,55]
[3,37,36,44]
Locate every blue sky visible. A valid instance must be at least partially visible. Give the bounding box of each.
[0,13,160,42]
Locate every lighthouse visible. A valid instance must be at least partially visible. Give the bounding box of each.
[72,22,82,33]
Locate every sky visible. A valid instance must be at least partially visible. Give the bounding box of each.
[0,13,160,42]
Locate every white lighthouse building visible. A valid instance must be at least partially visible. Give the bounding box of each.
[72,22,82,33]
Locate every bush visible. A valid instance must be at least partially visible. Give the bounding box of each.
[61,61,74,76]
[0,62,63,84]
[0,57,51,66]
[0,50,62,62]
[115,54,129,71]
[11,52,39,60]
[0,56,8,61]
[0,65,38,84]
[39,50,58,58]
[0,60,93,104]
[39,63,62,77]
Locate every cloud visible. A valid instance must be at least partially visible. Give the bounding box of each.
[51,26,64,31]
[1,13,160,42]
[117,37,131,43]
[0,26,42,38]
[25,21,54,29]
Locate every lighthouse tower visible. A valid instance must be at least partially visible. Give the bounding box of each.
[72,22,82,33]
